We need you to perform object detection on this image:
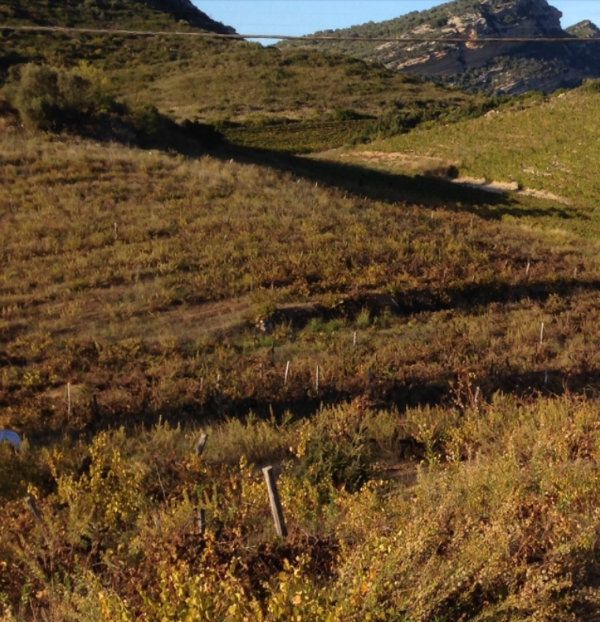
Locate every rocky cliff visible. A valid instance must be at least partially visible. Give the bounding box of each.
[567,20,600,39]
[283,0,600,94]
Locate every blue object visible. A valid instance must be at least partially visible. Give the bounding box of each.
[0,429,22,450]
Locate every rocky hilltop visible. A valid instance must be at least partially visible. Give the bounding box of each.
[567,20,600,39]
[283,0,600,94]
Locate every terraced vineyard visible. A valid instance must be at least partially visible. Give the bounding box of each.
[3,106,600,618]
[3,1,600,620]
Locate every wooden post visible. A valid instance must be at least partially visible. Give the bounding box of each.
[91,394,99,417]
[284,361,290,386]
[262,466,287,538]
[67,382,72,419]
[195,433,208,456]
[197,508,206,536]
[539,322,545,347]
[25,495,53,546]
[353,331,357,347]
[525,260,531,279]
[26,494,43,523]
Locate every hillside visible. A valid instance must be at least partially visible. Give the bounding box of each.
[340,81,600,217]
[0,0,234,32]
[3,107,600,619]
[282,0,600,95]
[5,1,600,619]
[567,19,600,39]
[0,0,495,152]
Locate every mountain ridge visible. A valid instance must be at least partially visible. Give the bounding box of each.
[281,0,600,95]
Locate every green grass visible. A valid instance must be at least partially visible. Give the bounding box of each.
[359,84,600,210]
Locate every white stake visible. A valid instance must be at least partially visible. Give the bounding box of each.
[284,361,290,386]
[525,260,531,278]
[353,331,357,347]
[539,322,545,346]
[315,365,320,394]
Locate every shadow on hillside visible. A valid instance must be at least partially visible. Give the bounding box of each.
[258,277,600,331]
[213,142,575,221]
[71,366,600,445]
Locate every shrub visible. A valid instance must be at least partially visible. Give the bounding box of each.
[332,108,364,121]
[295,404,376,495]
[582,78,600,93]
[8,63,116,130]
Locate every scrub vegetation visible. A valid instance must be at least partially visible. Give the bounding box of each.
[3,109,600,620]
[3,2,600,621]
[0,0,491,152]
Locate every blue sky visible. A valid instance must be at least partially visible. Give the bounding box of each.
[199,1,600,40]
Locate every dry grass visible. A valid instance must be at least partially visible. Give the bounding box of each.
[2,108,600,619]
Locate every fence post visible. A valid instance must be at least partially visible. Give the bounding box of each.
[262,466,287,538]
[197,508,206,536]
[26,494,43,523]
[67,382,72,419]
[195,433,208,456]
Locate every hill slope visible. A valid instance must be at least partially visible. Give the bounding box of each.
[346,82,600,214]
[0,0,492,152]
[282,0,600,95]
[0,0,234,32]
[3,117,600,620]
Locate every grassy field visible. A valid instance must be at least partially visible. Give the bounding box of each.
[3,111,600,619]
[349,83,600,211]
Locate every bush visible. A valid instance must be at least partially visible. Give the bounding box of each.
[8,63,115,130]
[295,404,376,495]
[582,78,600,93]
[5,64,222,150]
[331,108,364,121]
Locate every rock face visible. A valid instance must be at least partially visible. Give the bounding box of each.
[567,20,600,39]
[286,0,600,94]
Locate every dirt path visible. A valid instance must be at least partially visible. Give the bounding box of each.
[327,149,572,206]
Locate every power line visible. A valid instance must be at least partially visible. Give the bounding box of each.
[2,24,600,44]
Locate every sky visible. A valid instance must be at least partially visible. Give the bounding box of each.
[198,1,600,41]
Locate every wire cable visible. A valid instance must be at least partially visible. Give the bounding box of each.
[2,24,600,44]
